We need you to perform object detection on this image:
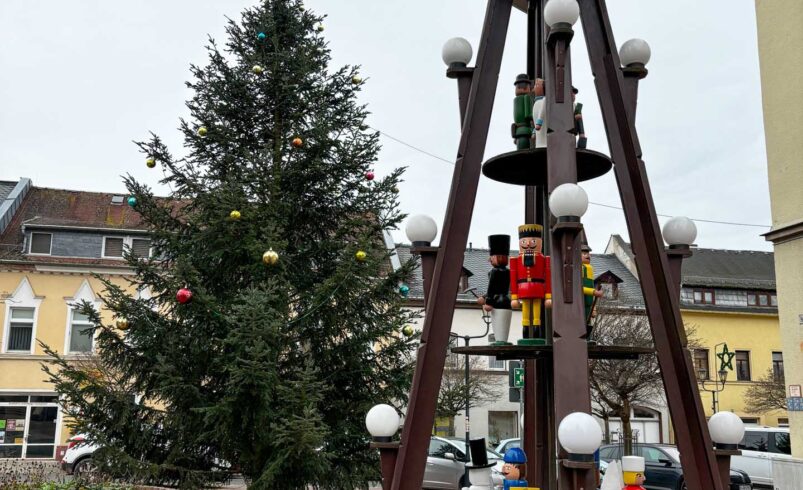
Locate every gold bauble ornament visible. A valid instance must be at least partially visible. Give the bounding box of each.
[198,126,208,137]
[263,248,279,265]
[116,319,129,330]
[252,65,264,75]
[355,250,367,262]
[230,210,242,220]
[352,75,362,84]
[402,325,414,337]
[316,24,325,32]
[292,137,303,147]
[146,157,156,168]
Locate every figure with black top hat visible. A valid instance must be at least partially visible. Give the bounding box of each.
[509,224,552,345]
[477,234,513,345]
[501,447,528,490]
[573,86,587,149]
[582,236,604,342]
[512,74,535,150]
[463,438,496,490]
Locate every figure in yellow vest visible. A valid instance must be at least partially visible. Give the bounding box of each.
[582,241,603,342]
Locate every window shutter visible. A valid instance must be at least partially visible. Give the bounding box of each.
[104,237,124,257]
[131,239,151,258]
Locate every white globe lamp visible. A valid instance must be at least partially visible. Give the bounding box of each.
[442,37,473,67]
[544,0,581,28]
[365,404,401,442]
[405,214,438,246]
[663,216,697,247]
[619,38,652,67]
[708,411,745,450]
[549,183,589,221]
[558,412,603,461]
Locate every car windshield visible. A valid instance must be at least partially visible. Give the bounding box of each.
[660,447,680,462]
[447,439,502,460]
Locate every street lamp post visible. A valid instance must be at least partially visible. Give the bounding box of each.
[663,216,697,293]
[366,404,402,490]
[442,37,475,125]
[708,411,745,489]
[405,215,440,306]
[619,38,651,122]
[449,311,491,484]
[557,412,604,489]
[698,341,730,413]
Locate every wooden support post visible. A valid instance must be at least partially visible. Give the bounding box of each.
[578,1,723,488]
[390,1,513,488]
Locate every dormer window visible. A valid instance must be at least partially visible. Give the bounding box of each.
[28,232,52,255]
[103,236,152,259]
[111,195,125,205]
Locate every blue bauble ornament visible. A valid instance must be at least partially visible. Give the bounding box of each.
[399,284,410,297]
[257,32,267,41]
[127,196,137,207]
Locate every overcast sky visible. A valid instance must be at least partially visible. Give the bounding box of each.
[0,0,772,252]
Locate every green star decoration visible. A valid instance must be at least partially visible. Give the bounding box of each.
[717,343,735,371]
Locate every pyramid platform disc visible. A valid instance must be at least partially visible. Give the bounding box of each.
[482,147,613,186]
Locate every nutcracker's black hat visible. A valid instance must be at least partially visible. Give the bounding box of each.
[518,224,543,239]
[465,438,495,469]
[488,235,511,256]
[572,85,579,94]
[514,73,533,86]
[580,230,592,252]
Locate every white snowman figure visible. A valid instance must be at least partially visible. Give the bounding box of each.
[462,438,496,490]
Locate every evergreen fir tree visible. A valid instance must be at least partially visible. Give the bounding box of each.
[42,1,417,487]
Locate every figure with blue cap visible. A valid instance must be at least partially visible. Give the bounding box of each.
[501,447,528,490]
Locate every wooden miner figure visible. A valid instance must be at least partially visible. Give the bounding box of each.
[512,74,535,150]
[581,237,603,342]
[622,456,647,490]
[478,235,513,345]
[573,86,587,149]
[510,224,552,345]
[501,447,528,490]
[531,78,547,148]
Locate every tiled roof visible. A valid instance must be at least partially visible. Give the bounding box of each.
[396,244,644,308]
[0,187,151,260]
[0,181,16,201]
[612,235,776,290]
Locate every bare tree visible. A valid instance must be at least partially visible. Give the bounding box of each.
[744,369,787,413]
[436,354,503,436]
[589,309,700,454]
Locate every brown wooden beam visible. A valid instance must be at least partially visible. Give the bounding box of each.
[390,1,513,488]
[577,1,723,488]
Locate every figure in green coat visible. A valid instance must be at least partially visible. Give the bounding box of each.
[512,74,534,150]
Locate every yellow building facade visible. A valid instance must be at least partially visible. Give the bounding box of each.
[0,181,147,460]
[684,309,785,426]
[755,0,803,458]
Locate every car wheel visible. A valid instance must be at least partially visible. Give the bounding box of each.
[74,457,99,482]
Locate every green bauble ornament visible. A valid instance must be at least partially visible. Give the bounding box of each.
[402,325,414,337]
[316,24,325,32]
[127,196,137,207]
[399,284,410,297]
[257,32,267,41]
[198,126,208,137]
[146,157,156,168]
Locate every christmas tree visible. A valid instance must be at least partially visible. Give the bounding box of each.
[42,1,417,487]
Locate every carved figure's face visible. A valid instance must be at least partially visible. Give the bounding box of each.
[533,78,545,96]
[515,82,533,96]
[490,255,508,267]
[501,462,520,480]
[519,237,542,255]
[582,250,591,264]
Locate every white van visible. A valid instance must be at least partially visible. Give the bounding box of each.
[731,426,799,488]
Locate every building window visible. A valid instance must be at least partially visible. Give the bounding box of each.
[6,307,35,352]
[772,352,784,381]
[778,417,789,428]
[68,309,94,353]
[600,282,618,299]
[735,351,751,381]
[693,289,715,305]
[488,356,505,370]
[447,337,460,368]
[693,349,709,380]
[103,237,125,258]
[29,233,52,255]
[103,236,151,259]
[747,291,775,307]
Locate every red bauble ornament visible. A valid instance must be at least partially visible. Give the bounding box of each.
[176,288,193,304]
[365,171,375,181]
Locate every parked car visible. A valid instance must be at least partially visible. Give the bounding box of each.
[599,443,752,490]
[494,438,521,456]
[60,434,100,478]
[732,426,801,488]
[425,436,504,489]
